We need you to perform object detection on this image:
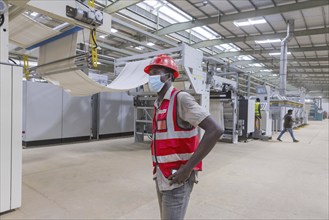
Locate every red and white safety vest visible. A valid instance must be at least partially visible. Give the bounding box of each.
[151,89,202,178]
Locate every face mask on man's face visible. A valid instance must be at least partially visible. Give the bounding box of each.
[148,74,170,92]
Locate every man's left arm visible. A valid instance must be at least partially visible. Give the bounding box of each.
[169,115,223,185]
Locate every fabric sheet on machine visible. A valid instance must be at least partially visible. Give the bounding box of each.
[37,32,150,96]
[9,14,59,48]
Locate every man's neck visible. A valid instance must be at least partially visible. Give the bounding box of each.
[157,83,171,102]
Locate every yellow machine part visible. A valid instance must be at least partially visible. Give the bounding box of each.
[23,55,30,80]
[89,28,98,68]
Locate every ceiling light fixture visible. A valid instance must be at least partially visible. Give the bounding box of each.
[269,52,291,56]
[110,28,118,33]
[233,18,266,27]
[135,46,145,51]
[30,12,39,17]
[146,42,155,46]
[249,63,263,67]
[255,39,281,44]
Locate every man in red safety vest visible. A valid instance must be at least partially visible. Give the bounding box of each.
[144,54,223,219]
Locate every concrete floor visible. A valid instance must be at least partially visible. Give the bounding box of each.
[2,120,328,220]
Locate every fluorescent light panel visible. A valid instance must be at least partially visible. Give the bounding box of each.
[111,28,118,33]
[269,52,291,56]
[135,46,145,50]
[255,39,281,44]
[234,18,266,27]
[30,12,39,17]
[147,42,155,46]
[249,63,264,67]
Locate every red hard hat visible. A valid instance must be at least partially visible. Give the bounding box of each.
[144,54,179,78]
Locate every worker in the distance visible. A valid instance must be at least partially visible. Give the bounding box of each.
[144,54,223,220]
[277,109,299,142]
[255,98,262,131]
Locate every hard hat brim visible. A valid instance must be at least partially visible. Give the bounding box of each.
[144,64,179,78]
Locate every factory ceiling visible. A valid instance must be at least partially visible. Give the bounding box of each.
[7,0,329,97]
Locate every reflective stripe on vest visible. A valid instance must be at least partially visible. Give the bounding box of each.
[152,152,193,163]
[155,129,198,140]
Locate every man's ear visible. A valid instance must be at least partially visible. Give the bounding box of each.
[171,74,175,82]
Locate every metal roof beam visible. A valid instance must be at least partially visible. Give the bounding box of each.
[290,72,328,75]
[154,0,329,36]
[295,84,329,86]
[243,66,329,72]
[192,28,329,49]
[111,17,177,47]
[233,58,329,65]
[255,72,329,74]
[288,77,329,79]
[215,46,329,58]
[289,82,329,84]
[103,0,143,14]
[108,32,157,51]
[288,78,329,81]
[98,43,136,56]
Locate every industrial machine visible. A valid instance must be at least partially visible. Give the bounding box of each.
[307,97,324,121]
[210,76,238,144]
[285,89,308,126]
[238,98,255,142]
[270,92,305,131]
[0,1,23,212]
[0,0,113,213]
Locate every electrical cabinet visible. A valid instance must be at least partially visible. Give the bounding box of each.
[99,91,134,136]
[238,99,255,141]
[22,81,92,145]
[23,81,63,141]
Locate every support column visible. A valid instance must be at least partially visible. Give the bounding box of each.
[247,73,251,97]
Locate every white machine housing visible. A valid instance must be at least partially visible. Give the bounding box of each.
[1,0,113,213]
[0,7,23,213]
